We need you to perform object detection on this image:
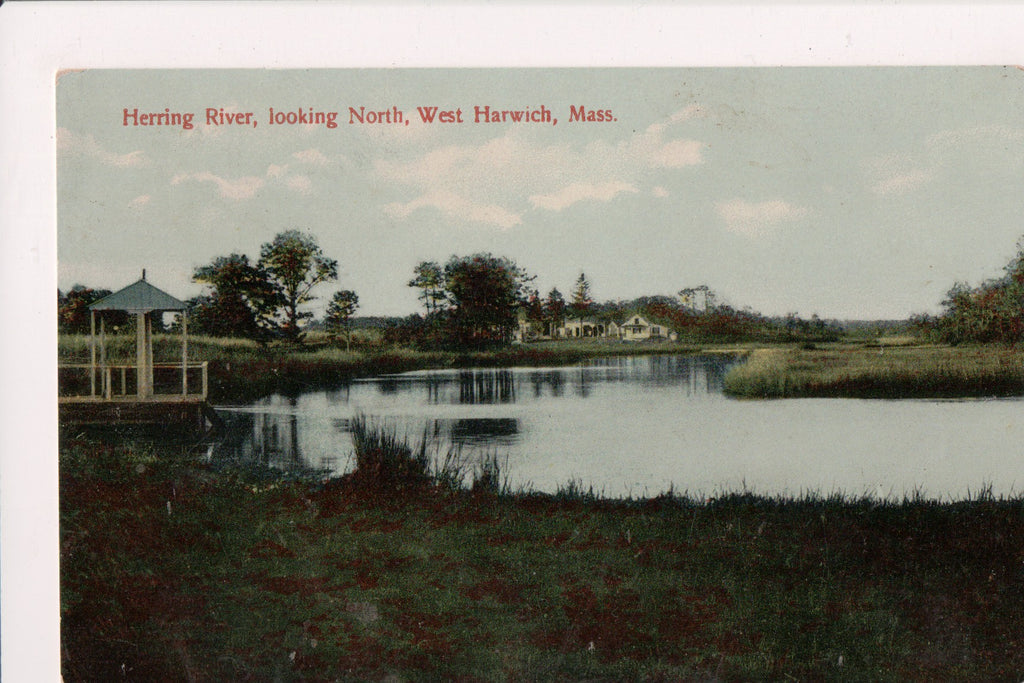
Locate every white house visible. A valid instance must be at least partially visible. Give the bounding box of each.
[561,317,606,338]
[515,310,677,343]
[619,315,674,341]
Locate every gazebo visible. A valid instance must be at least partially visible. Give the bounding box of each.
[85,271,200,400]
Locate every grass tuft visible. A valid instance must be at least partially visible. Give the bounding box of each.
[348,415,432,491]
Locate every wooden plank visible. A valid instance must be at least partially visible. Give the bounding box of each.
[59,399,211,429]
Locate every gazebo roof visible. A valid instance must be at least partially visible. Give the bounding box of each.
[89,277,187,313]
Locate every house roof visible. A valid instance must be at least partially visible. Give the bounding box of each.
[622,315,652,327]
[89,278,187,313]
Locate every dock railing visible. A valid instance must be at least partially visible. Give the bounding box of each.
[58,361,208,401]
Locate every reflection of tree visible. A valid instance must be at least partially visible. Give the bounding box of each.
[288,396,300,465]
[377,378,400,395]
[325,384,351,404]
[574,366,591,398]
[527,370,565,398]
[457,369,516,404]
[424,376,445,405]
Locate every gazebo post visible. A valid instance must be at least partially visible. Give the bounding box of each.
[100,316,109,399]
[136,311,153,398]
[181,311,189,396]
[89,310,96,397]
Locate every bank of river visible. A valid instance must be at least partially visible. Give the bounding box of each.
[60,439,1024,681]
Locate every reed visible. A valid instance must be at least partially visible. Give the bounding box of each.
[347,415,433,491]
[724,344,1024,398]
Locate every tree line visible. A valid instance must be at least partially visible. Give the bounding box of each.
[59,230,842,349]
[914,237,1024,345]
[58,231,360,346]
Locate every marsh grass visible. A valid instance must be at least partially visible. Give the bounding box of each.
[60,438,1024,681]
[348,415,431,489]
[724,343,1024,398]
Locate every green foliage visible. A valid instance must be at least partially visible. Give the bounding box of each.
[408,260,446,316]
[404,253,535,350]
[569,272,593,317]
[544,287,566,331]
[325,289,359,350]
[58,285,128,333]
[925,237,1024,345]
[258,230,338,343]
[445,253,535,348]
[191,253,282,340]
[348,415,433,491]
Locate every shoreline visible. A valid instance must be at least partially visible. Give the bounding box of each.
[59,334,1024,403]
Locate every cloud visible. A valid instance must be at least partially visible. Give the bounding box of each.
[716,198,809,237]
[171,158,319,199]
[266,164,289,178]
[285,175,313,195]
[871,168,934,196]
[652,186,669,198]
[865,154,935,196]
[171,171,265,200]
[648,139,704,168]
[926,124,1024,152]
[56,127,147,167]
[374,105,705,226]
[292,148,330,166]
[530,182,638,211]
[127,195,151,210]
[384,190,521,230]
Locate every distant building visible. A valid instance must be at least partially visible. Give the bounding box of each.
[562,317,606,338]
[514,310,677,343]
[619,315,675,341]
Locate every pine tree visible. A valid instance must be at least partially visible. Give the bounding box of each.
[570,272,593,317]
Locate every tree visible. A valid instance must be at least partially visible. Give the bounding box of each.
[926,237,1024,345]
[58,285,117,334]
[408,261,446,317]
[525,288,545,322]
[570,272,593,317]
[192,253,282,340]
[325,289,360,351]
[259,230,338,344]
[443,253,534,349]
[544,287,566,336]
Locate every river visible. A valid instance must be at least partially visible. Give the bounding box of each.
[211,354,1024,499]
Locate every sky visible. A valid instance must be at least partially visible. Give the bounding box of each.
[57,67,1024,321]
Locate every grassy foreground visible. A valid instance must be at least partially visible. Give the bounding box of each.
[61,440,1024,681]
[724,343,1024,399]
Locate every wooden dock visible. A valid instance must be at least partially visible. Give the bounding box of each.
[59,395,219,431]
[58,360,218,432]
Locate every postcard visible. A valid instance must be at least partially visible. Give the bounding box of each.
[9,4,1024,680]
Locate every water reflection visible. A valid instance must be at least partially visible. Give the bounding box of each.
[212,355,731,480]
[208,354,1024,499]
[447,417,520,447]
[458,369,516,404]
